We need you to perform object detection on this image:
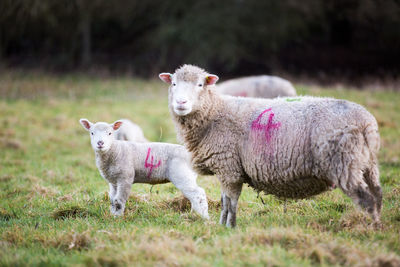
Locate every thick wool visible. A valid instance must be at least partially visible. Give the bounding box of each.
[162,64,381,227]
[216,75,297,98]
[115,119,148,142]
[79,119,209,219]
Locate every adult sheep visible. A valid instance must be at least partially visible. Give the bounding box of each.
[216,75,296,98]
[115,119,148,143]
[159,64,382,228]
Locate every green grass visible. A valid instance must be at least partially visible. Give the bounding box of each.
[1,71,400,266]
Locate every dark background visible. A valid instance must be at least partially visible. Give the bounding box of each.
[1,0,399,83]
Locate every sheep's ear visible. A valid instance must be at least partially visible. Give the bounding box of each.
[205,74,219,85]
[80,118,92,131]
[159,73,172,84]
[112,120,123,131]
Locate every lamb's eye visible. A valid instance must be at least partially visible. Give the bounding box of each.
[172,83,176,86]
[91,132,93,135]
[198,84,203,87]
[108,132,112,135]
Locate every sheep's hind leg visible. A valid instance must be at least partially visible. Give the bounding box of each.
[220,182,243,228]
[168,161,209,219]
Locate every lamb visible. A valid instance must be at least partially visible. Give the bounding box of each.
[159,64,382,228]
[115,119,148,142]
[216,75,296,98]
[79,118,209,219]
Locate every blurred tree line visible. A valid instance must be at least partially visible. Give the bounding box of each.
[0,0,399,78]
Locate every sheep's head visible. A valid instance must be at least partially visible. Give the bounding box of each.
[79,119,123,153]
[159,64,218,116]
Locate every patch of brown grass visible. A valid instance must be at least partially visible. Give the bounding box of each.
[52,206,90,220]
[87,232,197,267]
[0,137,25,151]
[0,174,14,182]
[225,227,399,266]
[161,195,220,213]
[32,184,59,198]
[0,208,17,221]
[54,231,92,251]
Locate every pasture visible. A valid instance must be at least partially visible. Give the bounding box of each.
[1,71,400,266]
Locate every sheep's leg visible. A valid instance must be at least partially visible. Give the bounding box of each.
[112,181,132,217]
[220,182,243,228]
[109,183,117,213]
[219,192,228,225]
[169,161,209,219]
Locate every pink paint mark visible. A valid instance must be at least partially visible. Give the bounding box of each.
[234,91,247,97]
[251,108,281,143]
[145,148,161,178]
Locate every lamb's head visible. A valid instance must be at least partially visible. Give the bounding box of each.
[159,64,219,116]
[79,119,123,153]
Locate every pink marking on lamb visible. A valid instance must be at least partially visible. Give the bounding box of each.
[234,91,247,97]
[251,108,281,143]
[145,148,161,178]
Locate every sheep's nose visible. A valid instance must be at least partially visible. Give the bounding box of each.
[97,141,104,146]
[176,100,187,105]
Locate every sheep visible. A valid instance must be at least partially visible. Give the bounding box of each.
[115,119,148,142]
[79,118,209,219]
[159,64,382,228]
[216,75,296,98]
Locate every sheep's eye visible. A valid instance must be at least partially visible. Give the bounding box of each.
[198,84,203,87]
[108,132,112,135]
[172,83,176,86]
[91,132,93,135]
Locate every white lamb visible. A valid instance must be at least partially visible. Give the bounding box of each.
[79,118,209,219]
[115,119,148,142]
[216,75,296,98]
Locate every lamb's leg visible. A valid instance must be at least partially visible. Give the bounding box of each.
[109,183,117,213]
[112,180,132,217]
[220,182,243,228]
[169,162,209,219]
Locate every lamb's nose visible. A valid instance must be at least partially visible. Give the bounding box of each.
[97,141,104,146]
[176,100,187,105]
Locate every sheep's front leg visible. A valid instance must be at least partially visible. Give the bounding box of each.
[109,183,117,213]
[219,182,243,228]
[111,180,132,217]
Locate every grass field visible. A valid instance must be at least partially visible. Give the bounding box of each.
[1,71,400,266]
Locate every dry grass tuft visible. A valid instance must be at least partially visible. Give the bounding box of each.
[0,208,17,221]
[2,227,24,245]
[52,206,90,220]
[0,138,25,151]
[375,254,400,267]
[55,231,92,251]
[32,184,59,198]
[161,195,220,213]
[227,227,399,266]
[0,174,14,182]
[57,194,73,202]
[339,210,374,232]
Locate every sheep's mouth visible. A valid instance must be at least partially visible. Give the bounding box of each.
[97,145,104,149]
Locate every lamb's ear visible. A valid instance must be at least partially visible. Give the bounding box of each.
[79,118,92,131]
[112,120,123,131]
[205,74,219,85]
[159,73,172,84]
